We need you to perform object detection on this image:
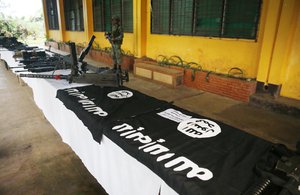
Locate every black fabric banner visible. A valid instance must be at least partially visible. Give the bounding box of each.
[56,85,272,195]
[56,85,170,142]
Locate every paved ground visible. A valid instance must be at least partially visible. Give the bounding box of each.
[126,75,300,150]
[0,61,108,195]
[0,55,300,194]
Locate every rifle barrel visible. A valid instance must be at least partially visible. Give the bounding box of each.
[19,73,68,80]
[78,35,96,62]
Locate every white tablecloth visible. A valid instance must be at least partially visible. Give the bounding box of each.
[1,50,178,195]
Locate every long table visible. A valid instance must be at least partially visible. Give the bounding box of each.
[1,49,273,195]
[1,50,178,195]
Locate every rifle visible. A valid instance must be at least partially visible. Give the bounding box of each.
[7,52,70,71]
[15,66,62,73]
[243,143,300,195]
[20,35,129,87]
[0,34,37,51]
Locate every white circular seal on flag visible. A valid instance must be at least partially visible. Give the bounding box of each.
[177,118,221,138]
[107,90,133,99]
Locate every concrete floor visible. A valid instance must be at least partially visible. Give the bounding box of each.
[1,57,300,194]
[0,63,108,194]
[126,75,300,150]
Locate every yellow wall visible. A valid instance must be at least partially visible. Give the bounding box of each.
[256,0,282,83]
[63,31,86,44]
[280,1,300,100]
[93,32,134,52]
[42,0,49,39]
[43,0,300,100]
[93,32,110,48]
[57,0,65,41]
[268,0,296,85]
[146,35,262,78]
[256,0,300,100]
[83,0,93,41]
[48,30,62,42]
[61,0,134,51]
[145,0,268,79]
[133,0,147,57]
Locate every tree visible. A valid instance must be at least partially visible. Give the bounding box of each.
[0,0,44,43]
[0,14,34,41]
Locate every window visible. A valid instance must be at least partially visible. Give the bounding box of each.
[194,0,223,36]
[122,0,133,32]
[64,0,84,31]
[151,0,170,34]
[172,0,194,35]
[151,0,261,39]
[46,0,59,30]
[93,0,133,32]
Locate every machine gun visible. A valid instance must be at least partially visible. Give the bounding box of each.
[8,48,71,72]
[19,35,129,87]
[243,143,300,195]
[0,33,37,51]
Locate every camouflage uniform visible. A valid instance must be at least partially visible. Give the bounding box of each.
[110,22,123,70]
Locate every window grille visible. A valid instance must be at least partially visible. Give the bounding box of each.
[194,0,223,36]
[151,0,170,34]
[46,0,59,30]
[111,0,122,17]
[93,0,133,33]
[104,0,112,31]
[93,0,104,31]
[223,0,261,39]
[171,0,193,35]
[122,0,133,32]
[64,0,84,31]
[151,0,261,39]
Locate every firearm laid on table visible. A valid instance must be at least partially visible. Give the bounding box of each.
[243,143,300,195]
[19,35,129,87]
[10,49,72,73]
[0,33,37,51]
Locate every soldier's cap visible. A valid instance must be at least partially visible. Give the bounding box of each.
[112,15,120,21]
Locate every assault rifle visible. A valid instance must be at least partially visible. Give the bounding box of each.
[0,33,37,51]
[19,35,129,87]
[243,143,300,195]
[8,48,72,72]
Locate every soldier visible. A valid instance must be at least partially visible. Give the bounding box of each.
[107,15,124,72]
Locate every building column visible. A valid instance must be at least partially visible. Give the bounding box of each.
[267,0,298,85]
[257,0,297,86]
[256,0,283,85]
[42,0,50,40]
[83,0,94,44]
[57,0,65,41]
[133,0,147,57]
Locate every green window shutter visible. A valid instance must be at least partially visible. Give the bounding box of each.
[194,0,223,37]
[104,0,111,31]
[171,0,193,35]
[93,0,104,31]
[150,0,261,39]
[122,0,133,32]
[223,0,261,39]
[111,0,122,18]
[78,0,84,31]
[64,0,70,30]
[46,0,59,30]
[151,0,170,34]
[64,0,84,31]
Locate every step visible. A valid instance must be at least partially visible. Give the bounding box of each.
[249,93,300,117]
